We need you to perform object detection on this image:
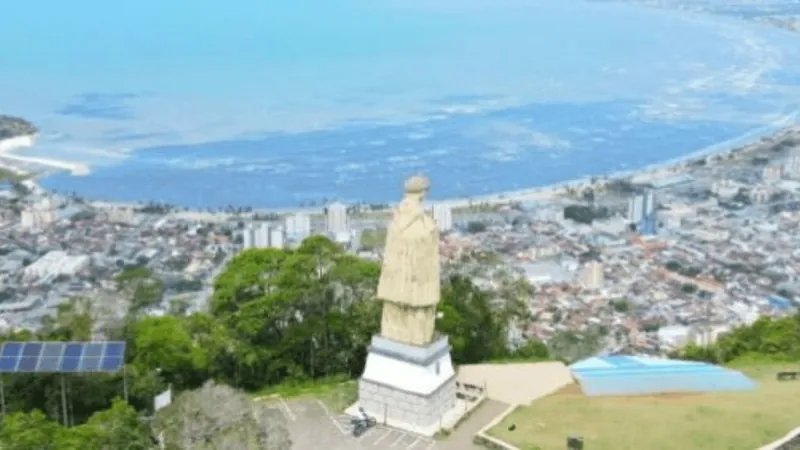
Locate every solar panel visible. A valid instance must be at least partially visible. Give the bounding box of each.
[105,342,125,358]
[0,341,126,374]
[59,343,84,373]
[18,343,44,373]
[36,343,66,372]
[1,342,22,357]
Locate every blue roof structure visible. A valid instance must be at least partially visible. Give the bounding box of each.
[768,295,792,310]
[570,355,757,397]
[0,341,126,373]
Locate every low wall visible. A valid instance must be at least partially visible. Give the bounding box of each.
[472,404,521,450]
[758,426,800,450]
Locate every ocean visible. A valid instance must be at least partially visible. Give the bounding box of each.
[3,0,800,208]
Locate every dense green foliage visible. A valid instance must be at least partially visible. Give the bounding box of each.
[466,221,488,233]
[0,115,37,139]
[0,236,531,447]
[563,204,611,225]
[0,399,152,450]
[674,314,800,364]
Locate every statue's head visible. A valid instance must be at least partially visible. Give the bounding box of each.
[403,174,430,200]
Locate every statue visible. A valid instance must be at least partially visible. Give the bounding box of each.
[377,174,441,346]
[354,174,457,432]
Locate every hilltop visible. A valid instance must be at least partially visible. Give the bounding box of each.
[0,115,37,139]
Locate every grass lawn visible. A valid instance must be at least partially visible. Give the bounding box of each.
[252,375,358,411]
[488,362,800,450]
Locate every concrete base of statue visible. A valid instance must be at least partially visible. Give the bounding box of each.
[347,334,466,437]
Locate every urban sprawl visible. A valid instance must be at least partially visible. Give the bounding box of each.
[1,130,799,358]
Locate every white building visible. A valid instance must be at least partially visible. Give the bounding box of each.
[580,260,604,290]
[643,191,656,216]
[107,207,134,224]
[20,197,56,229]
[784,155,800,179]
[242,225,255,249]
[269,227,285,249]
[326,202,349,234]
[285,213,311,240]
[763,164,783,182]
[23,251,90,282]
[627,191,656,226]
[430,204,453,233]
[255,223,270,248]
[627,195,644,224]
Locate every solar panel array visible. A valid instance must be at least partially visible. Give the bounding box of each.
[0,341,126,373]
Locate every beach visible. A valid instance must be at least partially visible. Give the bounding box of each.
[0,134,89,176]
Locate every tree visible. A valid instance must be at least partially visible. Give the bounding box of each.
[673,314,800,364]
[612,299,631,313]
[436,275,508,364]
[115,267,164,313]
[153,382,291,450]
[209,237,381,389]
[680,283,698,294]
[40,298,93,341]
[130,316,209,391]
[0,410,61,450]
[510,339,550,361]
[466,221,487,233]
[66,398,154,450]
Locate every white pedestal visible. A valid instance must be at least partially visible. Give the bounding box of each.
[352,335,457,436]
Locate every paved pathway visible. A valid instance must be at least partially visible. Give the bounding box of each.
[439,399,510,450]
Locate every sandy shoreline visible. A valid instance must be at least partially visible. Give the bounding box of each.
[0,134,90,176]
[2,117,799,218]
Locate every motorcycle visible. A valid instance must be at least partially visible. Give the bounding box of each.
[351,407,377,437]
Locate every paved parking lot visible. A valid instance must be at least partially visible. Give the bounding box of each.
[327,410,438,449]
[275,397,438,450]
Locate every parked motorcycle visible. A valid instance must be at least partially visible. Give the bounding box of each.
[351,407,377,437]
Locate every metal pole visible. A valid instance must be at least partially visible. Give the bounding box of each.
[123,365,129,403]
[384,403,388,425]
[60,374,68,427]
[68,377,74,427]
[0,376,6,417]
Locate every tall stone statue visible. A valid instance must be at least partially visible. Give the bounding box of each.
[377,174,440,346]
[353,174,457,436]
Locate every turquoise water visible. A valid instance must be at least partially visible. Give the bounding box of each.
[3,0,800,208]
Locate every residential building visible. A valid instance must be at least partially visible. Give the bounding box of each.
[430,204,453,232]
[581,260,604,290]
[242,225,255,249]
[285,213,311,240]
[269,227,285,249]
[255,223,270,248]
[326,202,349,234]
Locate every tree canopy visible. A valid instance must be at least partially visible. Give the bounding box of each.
[673,314,800,364]
[0,236,527,447]
[0,235,673,447]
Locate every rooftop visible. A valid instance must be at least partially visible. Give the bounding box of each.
[570,355,757,397]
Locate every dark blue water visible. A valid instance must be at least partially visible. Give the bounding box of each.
[40,100,749,208]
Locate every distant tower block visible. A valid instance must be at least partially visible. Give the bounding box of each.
[354,175,456,436]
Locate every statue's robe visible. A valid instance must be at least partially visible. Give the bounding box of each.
[377,193,441,346]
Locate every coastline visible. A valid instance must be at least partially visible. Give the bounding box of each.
[3,117,799,219]
[0,134,90,176]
